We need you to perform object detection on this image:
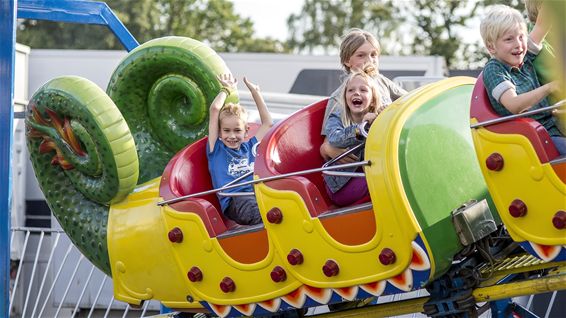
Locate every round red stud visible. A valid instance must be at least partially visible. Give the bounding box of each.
[322,260,339,277]
[287,249,304,265]
[187,267,203,282]
[379,248,396,265]
[270,266,287,282]
[552,211,566,230]
[168,227,183,243]
[486,153,504,171]
[220,277,236,293]
[508,199,527,218]
[267,207,283,224]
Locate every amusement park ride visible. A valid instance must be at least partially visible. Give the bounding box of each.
[2,1,566,317]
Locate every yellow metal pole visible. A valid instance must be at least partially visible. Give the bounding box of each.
[474,273,566,302]
[310,272,566,317]
[312,297,429,318]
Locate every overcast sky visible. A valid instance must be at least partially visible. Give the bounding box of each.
[231,0,483,48]
[231,0,305,41]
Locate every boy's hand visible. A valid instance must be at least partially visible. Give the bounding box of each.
[536,4,552,32]
[548,81,561,93]
[218,74,237,90]
[243,77,260,92]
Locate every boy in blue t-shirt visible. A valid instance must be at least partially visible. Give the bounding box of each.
[480,4,565,154]
[207,74,273,225]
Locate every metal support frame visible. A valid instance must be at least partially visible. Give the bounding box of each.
[489,299,539,318]
[0,2,16,316]
[312,264,565,318]
[470,100,565,129]
[486,274,538,318]
[17,0,139,51]
[0,1,138,316]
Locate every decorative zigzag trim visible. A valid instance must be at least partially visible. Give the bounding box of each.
[526,242,565,262]
[205,238,432,317]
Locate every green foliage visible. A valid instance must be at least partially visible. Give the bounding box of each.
[287,0,401,54]
[155,0,287,52]
[16,21,119,50]
[288,0,526,69]
[16,0,289,53]
[399,0,483,68]
[16,0,528,68]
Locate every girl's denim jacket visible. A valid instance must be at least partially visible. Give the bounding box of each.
[323,107,365,193]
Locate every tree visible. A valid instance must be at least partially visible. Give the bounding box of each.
[397,0,484,68]
[287,0,402,54]
[106,0,162,45]
[16,0,288,53]
[287,0,525,69]
[156,0,288,52]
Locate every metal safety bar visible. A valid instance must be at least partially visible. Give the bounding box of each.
[322,143,366,178]
[158,160,371,206]
[220,171,253,188]
[217,171,255,198]
[322,142,365,168]
[549,156,566,165]
[471,100,565,129]
[214,142,263,198]
[218,191,255,197]
[359,121,370,139]
[323,170,366,177]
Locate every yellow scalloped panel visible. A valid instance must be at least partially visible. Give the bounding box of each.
[472,127,566,245]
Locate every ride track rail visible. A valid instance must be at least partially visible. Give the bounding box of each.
[305,254,566,318]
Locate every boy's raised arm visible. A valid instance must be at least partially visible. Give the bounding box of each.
[243,77,273,141]
[208,74,237,151]
[529,3,551,47]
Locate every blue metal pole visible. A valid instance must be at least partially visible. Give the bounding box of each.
[0,0,16,316]
[17,0,139,51]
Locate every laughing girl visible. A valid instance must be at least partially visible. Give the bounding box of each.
[323,64,382,206]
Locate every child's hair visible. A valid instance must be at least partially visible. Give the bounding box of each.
[524,0,542,24]
[340,28,381,73]
[218,103,248,126]
[480,5,527,52]
[339,64,380,127]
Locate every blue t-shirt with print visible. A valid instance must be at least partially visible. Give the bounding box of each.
[207,136,258,212]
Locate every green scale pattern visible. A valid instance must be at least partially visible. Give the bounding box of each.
[25,37,235,275]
